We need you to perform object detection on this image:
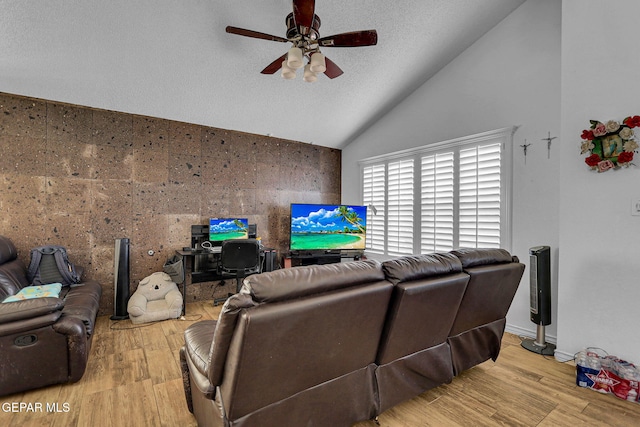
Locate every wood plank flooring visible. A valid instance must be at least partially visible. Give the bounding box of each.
[2,301,639,426]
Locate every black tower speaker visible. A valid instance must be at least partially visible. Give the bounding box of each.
[111,238,130,320]
[521,245,555,355]
[263,248,277,272]
[248,224,257,239]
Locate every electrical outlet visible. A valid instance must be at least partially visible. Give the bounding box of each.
[632,199,640,216]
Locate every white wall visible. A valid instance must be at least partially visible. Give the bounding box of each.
[342,0,561,342]
[557,0,640,362]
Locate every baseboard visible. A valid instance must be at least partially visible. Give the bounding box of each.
[553,350,575,363]
[504,323,575,362]
[505,323,557,344]
[504,323,533,339]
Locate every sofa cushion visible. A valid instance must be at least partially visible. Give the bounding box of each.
[450,248,513,268]
[382,253,462,285]
[243,259,384,303]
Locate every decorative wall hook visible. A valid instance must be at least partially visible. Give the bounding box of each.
[520,140,532,164]
[541,131,557,159]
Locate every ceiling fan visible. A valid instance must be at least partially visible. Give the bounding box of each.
[226,0,378,82]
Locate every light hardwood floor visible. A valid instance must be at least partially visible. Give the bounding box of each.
[2,301,640,427]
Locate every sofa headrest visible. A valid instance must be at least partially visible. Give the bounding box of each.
[0,236,18,265]
[243,259,385,303]
[450,248,514,268]
[382,253,463,285]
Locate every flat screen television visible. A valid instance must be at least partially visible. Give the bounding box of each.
[290,203,367,251]
[209,218,249,241]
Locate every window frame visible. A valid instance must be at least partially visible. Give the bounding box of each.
[359,127,516,256]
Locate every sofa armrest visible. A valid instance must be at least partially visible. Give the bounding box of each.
[183,320,217,400]
[0,311,62,338]
[62,280,102,337]
[52,315,90,382]
[0,297,65,324]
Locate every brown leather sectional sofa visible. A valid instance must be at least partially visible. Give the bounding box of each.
[0,235,102,396]
[181,248,524,426]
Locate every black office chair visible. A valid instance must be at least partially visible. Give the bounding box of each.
[214,239,261,305]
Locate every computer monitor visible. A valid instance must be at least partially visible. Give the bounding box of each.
[209,218,249,241]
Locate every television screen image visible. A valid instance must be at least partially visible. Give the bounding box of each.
[209,218,249,241]
[290,204,367,251]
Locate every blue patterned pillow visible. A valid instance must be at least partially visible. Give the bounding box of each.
[2,283,63,303]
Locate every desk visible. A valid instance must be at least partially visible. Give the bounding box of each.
[176,247,277,315]
[175,249,222,315]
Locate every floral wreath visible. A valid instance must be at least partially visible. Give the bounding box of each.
[581,116,639,172]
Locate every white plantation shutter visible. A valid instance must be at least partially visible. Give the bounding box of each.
[421,152,454,252]
[387,159,414,255]
[459,143,501,248]
[362,164,385,253]
[360,128,512,256]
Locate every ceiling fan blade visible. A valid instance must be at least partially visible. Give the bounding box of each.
[260,53,288,74]
[323,56,344,79]
[318,30,378,47]
[226,26,289,43]
[293,0,315,35]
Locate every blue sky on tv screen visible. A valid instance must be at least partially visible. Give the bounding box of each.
[291,204,367,233]
[209,218,248,232]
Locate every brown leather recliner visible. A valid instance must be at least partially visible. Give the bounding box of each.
[375,252,470,413]
[180,260,393,427]
[447,248,525,375]
[0,235,102,396]
[180,249,525,425]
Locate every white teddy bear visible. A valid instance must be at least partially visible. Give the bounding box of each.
[127,272,183,324]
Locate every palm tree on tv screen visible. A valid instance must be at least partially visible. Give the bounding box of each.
[335,206,365,234]
[232,219,247,232]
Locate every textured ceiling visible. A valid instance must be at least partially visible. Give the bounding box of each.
[0,0,525,148]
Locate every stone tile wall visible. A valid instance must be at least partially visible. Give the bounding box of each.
[0,92,341,315]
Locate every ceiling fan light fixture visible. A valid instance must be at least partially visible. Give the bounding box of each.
[226,2,377,81]
[309,52,326,73]
[303,64,317,83]
[281,61,296,79]
[287,47,304,69]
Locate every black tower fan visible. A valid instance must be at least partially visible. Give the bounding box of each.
[111,238,131,320]
[521,245,555,355]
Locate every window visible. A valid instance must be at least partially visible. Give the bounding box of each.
[387,159,414,255]
[459,143,502,248]
[360,127,514,255]
[421,152,454,253]
[362,164,385,252]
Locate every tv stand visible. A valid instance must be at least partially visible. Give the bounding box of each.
[284,250,365,268]
[284,251,341,267]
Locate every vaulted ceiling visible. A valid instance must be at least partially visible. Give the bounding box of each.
[0,0,525,148]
